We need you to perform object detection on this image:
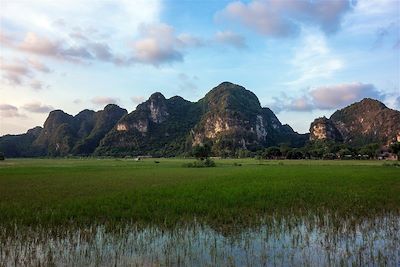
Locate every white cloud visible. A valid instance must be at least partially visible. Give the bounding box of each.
[289,97,314,111]
[217,0,354,37]
[0,104,25,117]
[29,80,44,91]
[131,96,145,105]
[1,0,161,41]
[342,0,399,34]
[270,82,385,112]
[286,32,344,85]
[28,58,51,73]
[0,59,31,85]
[1,0,162,66]
[0,57,49,89]
[22,102,54,113]
[91,97,119,106]
[214,31,247,49]
[131,23,202,65]
[310,82,382,109]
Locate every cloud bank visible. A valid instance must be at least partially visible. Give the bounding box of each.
[270,82,386,112]
[217,0,355,37]
[131,23,203,65]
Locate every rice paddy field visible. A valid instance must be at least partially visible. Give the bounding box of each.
[0,158,399,266]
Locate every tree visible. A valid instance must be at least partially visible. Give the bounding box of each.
[286,149,303,159]
[323,153,337,160]
[191,144,211,160]
[0,152,4,160]
[358,143,379,159]
[263,146,282,159]
[236,149,250,158]
[338,148,352,159]
[390,142,400,154]
[279,143,290,158]
[390,142,400,161]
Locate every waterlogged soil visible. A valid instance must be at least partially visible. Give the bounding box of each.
[1,215,399,266]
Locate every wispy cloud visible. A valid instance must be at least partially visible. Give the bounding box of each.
[131,96,145,105]
[214,30,247,49]
[0,104,26,118]
[91,96,119,106]
[372,21,400,49]
[0,57,50,89]
[1,0,161,41]
[177,73,199,93]
[0,59,31,85]
[286,32,344,86]
[22,102,54,113]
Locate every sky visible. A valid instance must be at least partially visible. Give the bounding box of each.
[0,0,399,135]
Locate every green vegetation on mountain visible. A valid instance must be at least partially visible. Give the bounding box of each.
[96,94,203,156]
[0,105,127,157]
[310,98,400,146]
[0,83,398,158]
[0,129,40,157]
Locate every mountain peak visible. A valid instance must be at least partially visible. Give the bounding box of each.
[149,92,166,101]
[103,104,125,112]
[357,98,387,109]
[75,109,95,119]
[204,82,261,112]
[311,97,400,145]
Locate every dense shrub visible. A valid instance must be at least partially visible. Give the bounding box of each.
[183,158,216,168]
[322,153,337,160]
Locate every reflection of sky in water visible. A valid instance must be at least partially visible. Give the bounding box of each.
[1,215,399,266]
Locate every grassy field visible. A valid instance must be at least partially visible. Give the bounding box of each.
[1,158,399,265]
[0,158,399,227]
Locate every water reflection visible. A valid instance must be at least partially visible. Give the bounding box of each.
[1,214,399,266]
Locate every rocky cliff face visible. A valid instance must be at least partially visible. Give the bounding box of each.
[9,82,398,157]
[309,117,343,142]
[114,93,170,135]
[97,82,307,156]
[309,98,400,146]
[190,82,306,154]
[96,93,202,156]
[72,104,128,155]
[18,105,128,157]
[0,82,309,157]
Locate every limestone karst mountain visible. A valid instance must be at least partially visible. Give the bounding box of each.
[96,82,306,156]
[310,98,400,146]
[1,83,399,157]
[0,104,127,157]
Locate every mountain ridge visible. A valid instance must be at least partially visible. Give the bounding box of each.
[1,82,399,157]
[310,98,400,145]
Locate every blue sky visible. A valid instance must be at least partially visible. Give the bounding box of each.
[1,0,399,135]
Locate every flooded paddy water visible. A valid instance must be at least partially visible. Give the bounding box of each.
[1,214,399,266]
